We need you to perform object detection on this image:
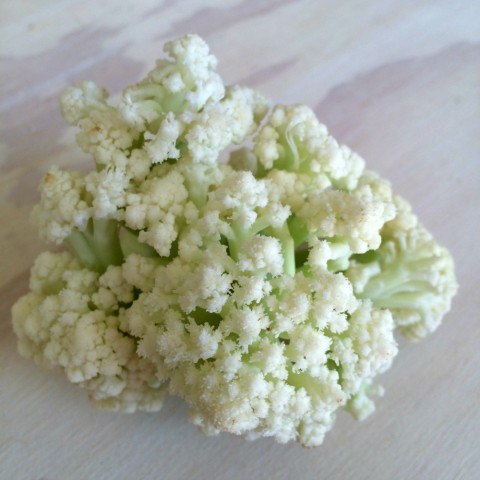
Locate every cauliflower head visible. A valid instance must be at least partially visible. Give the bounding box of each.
[12,34,457,447]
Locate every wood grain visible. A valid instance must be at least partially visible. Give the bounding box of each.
[1,1,479,479]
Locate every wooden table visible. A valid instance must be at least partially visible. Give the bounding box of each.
[1,1,479,478]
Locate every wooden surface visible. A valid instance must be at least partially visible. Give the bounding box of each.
[1,1,479,479]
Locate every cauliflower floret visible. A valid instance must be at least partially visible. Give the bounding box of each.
[84,167,130,219]
[253,104,365,189]
[32,167,91,243]
[87,354,165,413]
[231,275,273,306]
[119,34,225,130]
[130,233,397,446]
[159,34,225,109]
[209,169,269,229]
[220,305,270,349]
[286,325,332,375]
[167,247,234,314]
[185,86,268,164]
[121,253,159,293]
[60,80,108,125]
[346,198,458,340]
[144,113,183,164]
[61,81,138,166]
[167,301,393,447]
[124,167,189,256]
[298,177,396,253]
[12,251,166,412]
[28,251,81,294]
[205,167,291,272]
[237,235,284,276]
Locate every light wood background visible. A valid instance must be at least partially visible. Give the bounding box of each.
[1,1,479,479]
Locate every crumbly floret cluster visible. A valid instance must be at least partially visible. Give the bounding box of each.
[12,35,457,447]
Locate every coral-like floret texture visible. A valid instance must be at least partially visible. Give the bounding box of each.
[12,34,457,447]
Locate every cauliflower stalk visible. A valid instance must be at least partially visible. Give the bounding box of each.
[12,35,457,447]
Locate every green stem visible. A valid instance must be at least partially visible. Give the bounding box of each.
[88,218,123,269]
[120,227,158,258]
[326,240,352,272]
[66,218,123,273]
[65,230,99,272]
[227,224,247,262]
[226,214,279,263]
[127,84,166,104]
[288,216,309,247]
[127,84,186,114]
[272,224,296,277]
[368,290,435,315]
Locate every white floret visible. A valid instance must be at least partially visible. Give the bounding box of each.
[144,113,182,164]
[121,254,159,293]
[157,310,211,366]
[61,81,138,167]
[180,260,233,314]
[298,181,396,253]
[331,301,398,395]
[98,265,135,305]
[60,81,109,125]
[85,168,130,219]
[163,34,225,109]
[28,251,81,294]
[286,325,331,375]
[149,245,234,316]
[250,340,288,379]
[32,167,91,243]
[124,167,188,255]
[221,306,269,349]
[230,275,273,305]
[119,34,225,130]
[209,169,269,229]
[347,212,458,340]
[237,235,284,276]
[184,86,268,164]
[88,354,165,413]
[11,251,166,413]
[268,274,312,334]
[186,320,222,360]
[254,105,364,188]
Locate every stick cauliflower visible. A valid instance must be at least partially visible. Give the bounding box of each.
[12,34,457,447]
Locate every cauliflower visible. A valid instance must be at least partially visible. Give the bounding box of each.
[12,34,457,446]
[12,252,165,412]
